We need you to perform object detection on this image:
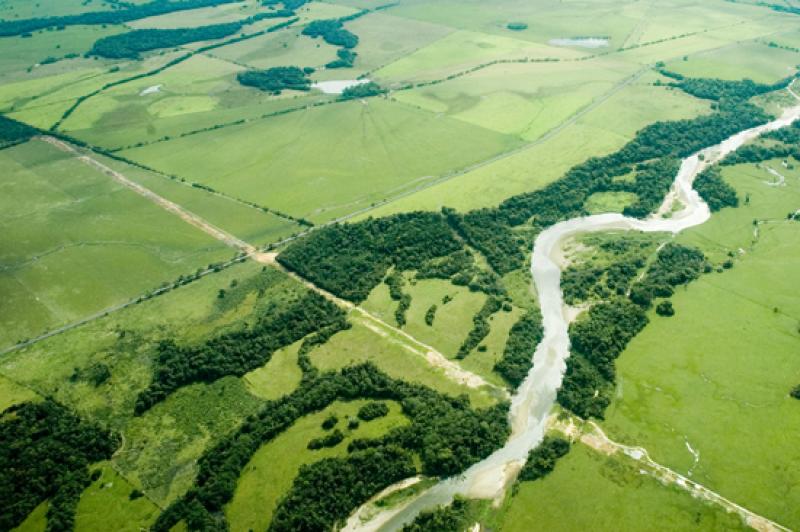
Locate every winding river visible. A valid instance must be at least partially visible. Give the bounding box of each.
[349,101,800,532]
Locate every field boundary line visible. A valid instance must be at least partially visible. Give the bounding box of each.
[552,417,792,532]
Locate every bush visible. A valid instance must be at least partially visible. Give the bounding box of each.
[357,401,389,421]
[238,66,311,93]
[656,300,675,317]
[506,22,528,31]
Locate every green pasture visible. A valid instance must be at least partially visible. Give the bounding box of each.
[0,262,303,505]
[121,98,521,223]
[602,161,800,528]
[309,319,497,408]
[0,374,39,412]
[391,57,636,140]
[243,340,304,400]
[127,0,264,29]
[665,41,799,84]
[497,443,746,531]
[225,399,408,531]
[75,463,160,532]
[0,139,232,349]
[362,78,708,217]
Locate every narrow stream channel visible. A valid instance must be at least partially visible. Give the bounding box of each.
[350,101,800,532]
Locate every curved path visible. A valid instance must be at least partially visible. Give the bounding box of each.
[353,100,800,531]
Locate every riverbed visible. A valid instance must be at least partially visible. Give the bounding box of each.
[351,99,800,531]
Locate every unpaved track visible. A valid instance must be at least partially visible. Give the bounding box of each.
[34,137,496,393]
[551,418,790,532]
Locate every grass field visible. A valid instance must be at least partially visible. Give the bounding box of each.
[0,139,232,349]
[225,399,409,531]
[121,98,522,223]
[75,463,160,532]
[601,160,800,528]
[362,76,709,216]
[497,443,746,531]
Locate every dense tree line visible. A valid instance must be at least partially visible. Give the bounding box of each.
[152,363,508,530]
[238,65,311,93]
[0,115,38,148]
[89,11,292,59]
[658,69,794,102]
[620,157,681,218]
[135,291,347,413]
[340,81,386,100]
[271,446,415,531]
[557,299,648,418]
[444,207,527,274]
[0,401,119,531]
[456,296,503,359]
[0,0,242,37]
[517,436,570,482]
[694,167,739,211]
[494,308,544,388]
[326,48,357,69]
[629,244,708,308]
[278,212,463,302]
[402,496,472,532]
[302,18,358,48]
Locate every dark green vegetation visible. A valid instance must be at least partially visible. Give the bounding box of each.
[559,243,708,418]
[357,401,389,421]
[402,496,472,532]
[271,446,414,531]
[237,66,311,94]
[279,212,463,302]
[153,364,508,530]
[0,401,119,531]
[135,291,347,413]
[506,22,528,31]
[518,436,571,482]
[658,68,795,102]
[89,11,292,59]
[493,309,544,388]
[0,115,38,149]
[302,18,359,49]
[629,244,709,309]
[655,300,675,317]
[0,0,242,37]
[307,428,344,450]
[327,48,357,69]
[457,296,503,359]
[694,167,740,211]
[558,299,649,418]
[791,385,800,400]
[341,81,386,100]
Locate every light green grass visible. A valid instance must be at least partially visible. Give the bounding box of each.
[666,41,799,84]
[243,340,303,400]
[94,154,302,247]
[12,501,47,532]
[76,463,160,531]
[309,319,497,408]
[362,79,708,216]
[225,399,408,531]
[602,161,800,528]
[122,98,521,223]
[497,444,746,531]
[0,139,231,349]
[0,375,39,412]
[584,191,638,214]
[0,262,302,505]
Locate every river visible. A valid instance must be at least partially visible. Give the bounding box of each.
[347,100,800,531]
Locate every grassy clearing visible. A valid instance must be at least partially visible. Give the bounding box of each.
[0,139,231,349]
[0,375,39,413]
[225,400,408,531]
[665,41,800,84]
[127,0,265,29]
[122,98,521,223]
[602,161,800,528]
[584,191,639,214]
[375,29,580,83]
[392,57,636,140]
[309,319,497,408]
[76,463,160,531]
[93,154,302,247]
[242,340,303,401]
[362,79,708,216]
[0,262,303,505]
[497,443,746,531]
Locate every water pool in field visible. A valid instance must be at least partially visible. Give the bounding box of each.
[312,79,369,94]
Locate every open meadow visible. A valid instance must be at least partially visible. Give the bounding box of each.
[2,0,800,529]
